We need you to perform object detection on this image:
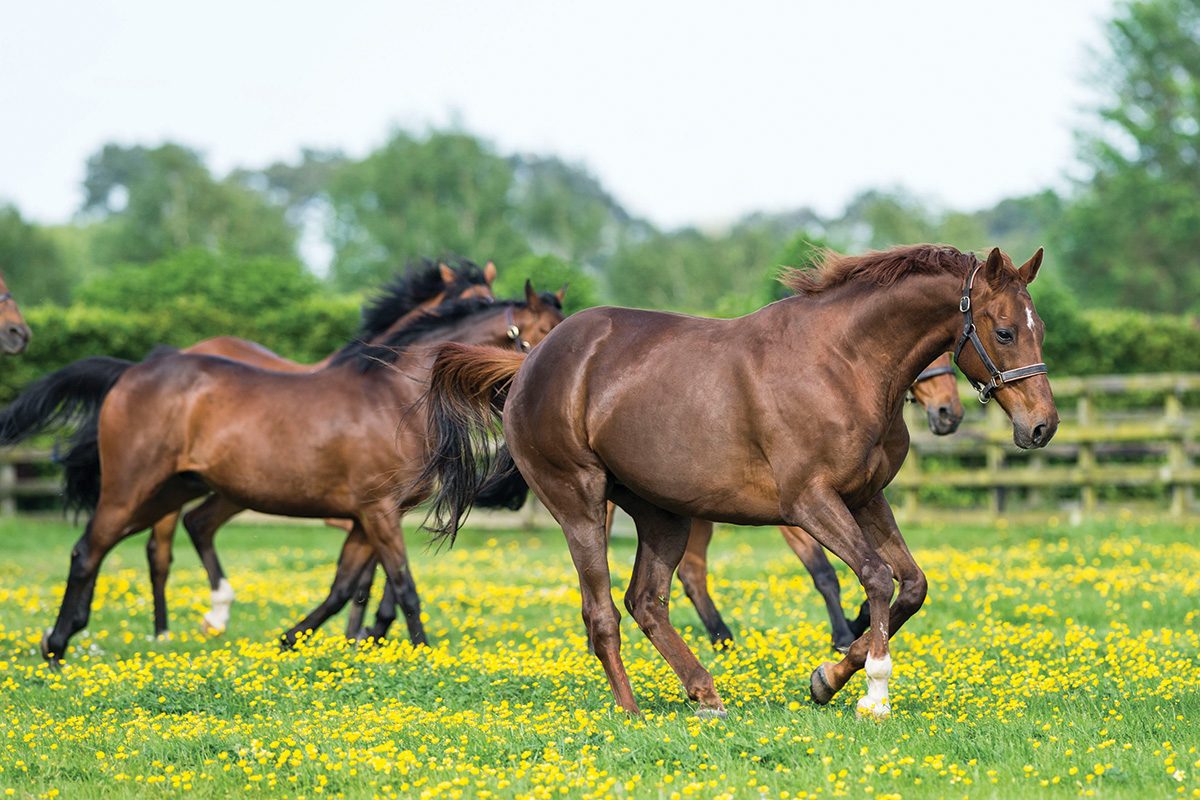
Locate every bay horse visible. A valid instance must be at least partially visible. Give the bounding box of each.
[414,245,1057,718]
[0,271,31,354]
[0,284,564,663]
[146,258,497,637]
[641,353,964,653]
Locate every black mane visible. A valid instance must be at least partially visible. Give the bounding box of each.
[328,295,512,373]
[357,257,491,340]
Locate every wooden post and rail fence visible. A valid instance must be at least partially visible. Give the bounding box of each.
[3,372,1199,525]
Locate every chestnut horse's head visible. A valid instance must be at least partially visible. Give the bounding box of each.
[504,280,567,352]
[909,353,963,435]
[0,272,30,355]
[953,247,1058,449]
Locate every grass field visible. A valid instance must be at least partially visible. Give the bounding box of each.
[0,512,1197,799]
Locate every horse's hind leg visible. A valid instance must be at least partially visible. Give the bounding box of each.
[779,525,858,652]
[146,511,178,638]
[281,523,376,648]
[523,462,638,714]
[182,495,244,635]
[346,554,379,640]
[614,488,725,716]
[675,519,734,648]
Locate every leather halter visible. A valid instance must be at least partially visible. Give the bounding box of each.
[505,306,530,353]
[906,363,957,404]
[952,260,1048,404]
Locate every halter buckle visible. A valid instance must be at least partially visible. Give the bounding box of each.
[959,296,971,313]
[507,325,520,341]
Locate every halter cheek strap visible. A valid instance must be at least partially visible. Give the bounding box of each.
[505,306,530,353]
[906,363,958,403]
[952,262,1048,404]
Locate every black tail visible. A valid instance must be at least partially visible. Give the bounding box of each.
[0,356,134,513]
[473,445,530,511]
[408,343,526,545]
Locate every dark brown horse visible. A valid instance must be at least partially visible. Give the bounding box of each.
[415,245,1057,718]
[631,353,965,653]
[0,271,31,354]
[0,284,565,663]
[146,259,497,637]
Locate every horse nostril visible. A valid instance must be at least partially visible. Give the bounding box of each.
[1032,423,1047,445]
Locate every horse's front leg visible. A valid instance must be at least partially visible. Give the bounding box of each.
[781,488,896,718]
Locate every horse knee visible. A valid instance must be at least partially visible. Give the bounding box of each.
[858,559,895,603]
[585,602,622,650]
[896,569,927,615]
[624,587,669,633]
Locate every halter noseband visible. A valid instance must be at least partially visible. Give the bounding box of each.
[952,260,1047,404]
[505,306,531,353]
[0,294,12,304]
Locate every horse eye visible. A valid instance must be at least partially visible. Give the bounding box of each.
[995,329,1014,344]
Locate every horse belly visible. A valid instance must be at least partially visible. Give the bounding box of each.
[593,412,783,525]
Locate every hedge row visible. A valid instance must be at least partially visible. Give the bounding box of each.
[1,293,1197,406]
[0,296,361,405]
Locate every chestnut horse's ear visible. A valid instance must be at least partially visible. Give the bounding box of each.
[982,247,1008,286]
[524,279,545,311]
[439,262,457,285]
[556,283,568,305]
[1017,247,1043,285]
[484,260,497,286]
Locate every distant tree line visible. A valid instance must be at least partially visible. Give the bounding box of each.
[1,0,1198,394]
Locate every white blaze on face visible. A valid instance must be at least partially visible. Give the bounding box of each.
[1026,306,1035,333]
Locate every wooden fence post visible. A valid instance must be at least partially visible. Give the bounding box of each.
[1077,391,1096,515]
[1165,391,1188,517]
[0,462,15,517]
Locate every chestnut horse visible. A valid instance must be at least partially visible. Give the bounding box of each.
[146,259,497,637]
[0,285,564,663]
[0,271,31,354]
[632,353,964,653]
[414,245,1057,718]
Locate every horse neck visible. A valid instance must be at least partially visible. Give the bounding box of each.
[792,272,965,411]
[411,306,514,350]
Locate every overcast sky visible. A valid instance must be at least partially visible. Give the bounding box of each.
[1,0,1118,231]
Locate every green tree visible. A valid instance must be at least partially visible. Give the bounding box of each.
[606,221,784,314]
[508,155,636,265]
[0,205,73,306]
[76,248,321,322]
[84,142,297,267]
[830,189,938,250]
[327,130,530,291]
[1060,0,1200,312]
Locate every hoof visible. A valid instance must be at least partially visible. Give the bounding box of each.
[810,662,837,705]
[200,616,225,637]
[855,696,891,720]
[40,631,63,667]
[832,640,853,655]
[696,705,728,719]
